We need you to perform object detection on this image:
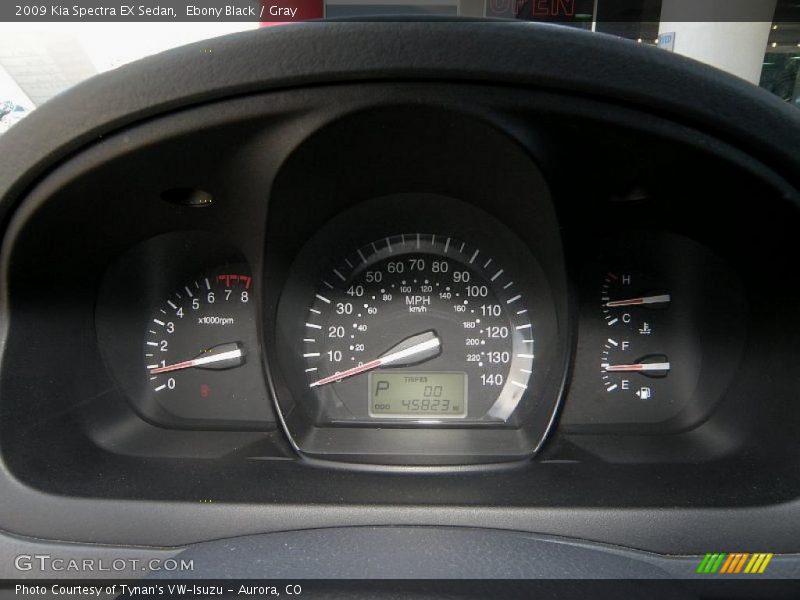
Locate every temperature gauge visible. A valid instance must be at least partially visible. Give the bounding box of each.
[599,271,671,402]
[561,233,746,430]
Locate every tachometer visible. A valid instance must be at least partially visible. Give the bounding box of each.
[302,234,534,423]
[271,194,567,464]
[143,266,267,427]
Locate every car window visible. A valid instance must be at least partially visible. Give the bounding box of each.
[0,1,798,135]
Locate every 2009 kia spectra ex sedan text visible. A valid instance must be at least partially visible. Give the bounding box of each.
[0,6,799,599]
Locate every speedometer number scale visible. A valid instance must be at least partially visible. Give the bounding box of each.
[302,234,534,423]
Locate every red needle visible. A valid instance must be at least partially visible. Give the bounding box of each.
[151,359,196,374]
[603,362,671,373]
[309,331,441,388]
[605,294,671,308]
[149,343,244,374]
[308,359,383,388]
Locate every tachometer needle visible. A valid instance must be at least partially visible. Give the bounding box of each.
[605,294,671,308]
[149,342,245,374]
[309,330,441,388]
[602,362,671,373]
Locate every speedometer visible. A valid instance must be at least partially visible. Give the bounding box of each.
[302,234,534,423]
[271,194,567,464]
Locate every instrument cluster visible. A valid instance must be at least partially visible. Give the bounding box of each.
[0,87,758,469]
[93,197,747,464]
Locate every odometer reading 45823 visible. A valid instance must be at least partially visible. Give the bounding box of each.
[302,234,534,423]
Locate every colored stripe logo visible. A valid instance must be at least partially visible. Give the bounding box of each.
[697,553,773,574]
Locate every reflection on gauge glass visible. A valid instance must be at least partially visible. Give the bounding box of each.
[144,266,264,424]
[302,234,534,423]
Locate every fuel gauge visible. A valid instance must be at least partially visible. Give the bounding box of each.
[560,232,746,431]
[599,271,671,402]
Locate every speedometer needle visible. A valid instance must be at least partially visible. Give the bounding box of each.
[149,342,245,374]
[309,330,441,388]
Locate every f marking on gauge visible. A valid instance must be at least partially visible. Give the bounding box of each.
[600,271,672,400]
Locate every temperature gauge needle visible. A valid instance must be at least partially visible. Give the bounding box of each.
[309,330,441,388]
[602,361,671,373]
[605,294,671,308]
[149,342,245,374]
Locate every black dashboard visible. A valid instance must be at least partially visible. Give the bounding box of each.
[1,21,800,570]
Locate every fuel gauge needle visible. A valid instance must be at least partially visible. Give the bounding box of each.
[603,362,671,373]
[149,342,245,374]
[309,330,441,388]
[605,294,671,308]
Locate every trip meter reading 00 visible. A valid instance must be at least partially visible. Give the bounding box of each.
[302,234,534,423]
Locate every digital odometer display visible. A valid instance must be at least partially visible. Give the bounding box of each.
[368,372,467,418]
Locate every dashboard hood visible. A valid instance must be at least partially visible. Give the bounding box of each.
[1,20,800,225]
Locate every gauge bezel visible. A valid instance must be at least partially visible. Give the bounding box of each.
[269,194,569,465]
